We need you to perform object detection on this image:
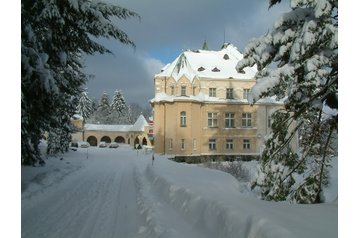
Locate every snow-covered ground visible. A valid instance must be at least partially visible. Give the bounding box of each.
[21,145,337,238]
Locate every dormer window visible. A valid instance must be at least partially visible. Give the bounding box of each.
[198,67,205,72]
[212,67,220,72]
[181,85,186,96]
[223,54,229,60]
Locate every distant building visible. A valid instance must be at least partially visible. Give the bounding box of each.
[71,115,152,148]
[150,43,290,157]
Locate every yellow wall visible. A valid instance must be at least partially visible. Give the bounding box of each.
[152,75,286,156]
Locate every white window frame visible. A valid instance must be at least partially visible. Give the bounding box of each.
[181,85,186,96]
[209,139,216,150]
[180,111,186,127]
[242,113,252,128]
[226,88,234,99]
[243,139,251,150]
[225,112,235,128]
[209,88,216,97]
[208,112,218,127]
[226,139,234,150]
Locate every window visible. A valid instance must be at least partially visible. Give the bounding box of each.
[169,139,173,150]
[171,86,175,95]
[242,113,252,127]
[243,139,251,150]
[180,111,187,127]
[181,85,186,96]
[243,89,250,99]
[225,113,235,128]
[208,112,218,127]
[209,139,216,150]
[209,88,216,97]
[181,139,185,150]
[226,139,234,150]
[193,86,196,96]
[212,67,220,72]
[226,88,234,99]
[193,139,197,150]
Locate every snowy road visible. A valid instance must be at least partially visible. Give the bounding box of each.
[22,147,212,238]
[22,146,337,238]
[22,148,145,238]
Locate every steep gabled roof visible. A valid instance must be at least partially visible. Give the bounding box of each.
[156,43,257,82]
[129,114,148,132]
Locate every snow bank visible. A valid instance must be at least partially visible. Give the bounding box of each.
[22,146,90,202]
[139,158,292,238]
[138,157,337,238]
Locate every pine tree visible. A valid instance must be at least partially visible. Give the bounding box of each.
[47,93,77,157]
[77,90,92,140]
[22,0,139,165]
[111,90,126,121]
[237,0,337,203]
[77,90,93,122]
[123,104,134,124]
[94,92,112,124]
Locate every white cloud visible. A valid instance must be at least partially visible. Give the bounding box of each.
[143,57,165,79]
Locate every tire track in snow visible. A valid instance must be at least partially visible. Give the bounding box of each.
[22,151,144,238]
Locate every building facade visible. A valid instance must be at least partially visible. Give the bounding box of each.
[71,115,152,148]
[151,43,285,156]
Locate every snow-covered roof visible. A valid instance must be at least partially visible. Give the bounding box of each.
[156,43,257,82]
[84,124,133,132]
[130,114,149,132]
[84,115,148,132]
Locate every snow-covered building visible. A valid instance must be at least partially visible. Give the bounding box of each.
[151,43,285,157]
[71,115,151,147]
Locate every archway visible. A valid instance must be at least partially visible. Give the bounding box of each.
[142,137,147,146]
[115,136,125,144]
[134,137,140,149]
[87,136,97,146]
[101,136,111,143]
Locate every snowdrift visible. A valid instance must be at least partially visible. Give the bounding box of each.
[136,157,337,238]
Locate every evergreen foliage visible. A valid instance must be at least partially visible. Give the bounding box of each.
[22,0,139,165]
[111,90,126,120]
[237,0,337,203]
[93,92,112,124]
[77,90,93,122]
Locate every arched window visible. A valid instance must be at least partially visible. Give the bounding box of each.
[180,111,186,127]
[115,136,125,143]
[87,136,97,146]
[100,136,111,143]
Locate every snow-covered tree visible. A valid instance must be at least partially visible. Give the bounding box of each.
[77,90,92,140]
[77,90,93,122]
[111,90,126,120]
[123,104,134,124]
[237,0,337,203]
[22,0,139,165]
[92,92,112,124]
[47,93,77,157]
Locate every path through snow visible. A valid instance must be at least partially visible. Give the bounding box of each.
[21,146,337,238]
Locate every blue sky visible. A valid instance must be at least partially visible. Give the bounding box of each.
[83,0,290,107]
